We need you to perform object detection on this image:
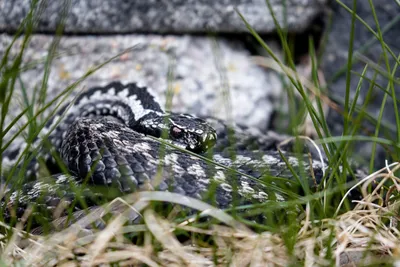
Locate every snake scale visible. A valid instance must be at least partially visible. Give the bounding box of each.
[1,81,365,226]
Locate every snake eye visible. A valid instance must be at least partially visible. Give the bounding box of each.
[170,126,184,139]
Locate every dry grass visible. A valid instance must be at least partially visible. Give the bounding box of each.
[1,162,399,266]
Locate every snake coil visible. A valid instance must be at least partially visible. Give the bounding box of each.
[1,81,365,225]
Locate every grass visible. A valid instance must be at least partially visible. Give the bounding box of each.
[0,0,400,265]
[3,166,400,266]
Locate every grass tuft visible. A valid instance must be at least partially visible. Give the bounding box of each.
[1,165,399,266]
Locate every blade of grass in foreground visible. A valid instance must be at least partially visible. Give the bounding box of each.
[330,0,400,84]
[369,0,400,146]
[237,3,351,219]
[38,0,72,110]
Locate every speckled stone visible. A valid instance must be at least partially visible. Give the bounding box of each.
[0,0,327,34]
[0,33,283,130]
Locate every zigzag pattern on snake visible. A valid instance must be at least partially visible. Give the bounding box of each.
[1,81,365,224]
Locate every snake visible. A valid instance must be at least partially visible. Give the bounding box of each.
[0,81,365,226]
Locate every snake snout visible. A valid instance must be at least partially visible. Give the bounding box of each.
[202,130,217,152]
[183,129,217,154]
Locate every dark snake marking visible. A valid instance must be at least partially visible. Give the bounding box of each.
[1,82,365,224]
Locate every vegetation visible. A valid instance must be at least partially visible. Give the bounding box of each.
[0,0,399,265]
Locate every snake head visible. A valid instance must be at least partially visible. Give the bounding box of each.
[135,112,217,153]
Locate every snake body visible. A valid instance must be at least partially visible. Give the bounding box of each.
[1,82,364,224]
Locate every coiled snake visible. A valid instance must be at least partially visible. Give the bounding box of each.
[1,82,364,225]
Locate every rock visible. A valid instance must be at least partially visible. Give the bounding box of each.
[0,33,282,130]
[339,251,383,266]
[0,0,327,34]
[322,0,400,166]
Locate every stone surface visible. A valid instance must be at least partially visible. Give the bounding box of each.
[0,33,282,130]
[322,0,400,165]
[339,251,382,266]
[0,0,327,34]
